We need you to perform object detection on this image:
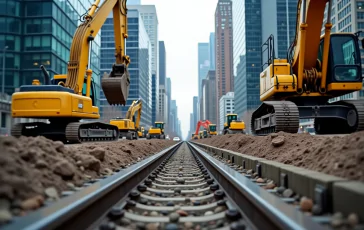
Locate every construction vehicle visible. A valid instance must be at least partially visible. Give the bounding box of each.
[194,120,217,138]
[199,131,204,139]
[146,122,165,139]
[109,99,142,140]
[10,0,131,143]
[223,114,246,135]
[138,126,145,138]
[251,0,364,135]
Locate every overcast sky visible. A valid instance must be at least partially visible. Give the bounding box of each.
[142,0,218,139]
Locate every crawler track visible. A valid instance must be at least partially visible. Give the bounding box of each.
[2,142,326,230]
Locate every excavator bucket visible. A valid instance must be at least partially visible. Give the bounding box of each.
[101,64,130,105]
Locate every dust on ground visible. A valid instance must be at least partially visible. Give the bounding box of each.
[0,136,175,216]
[195,131,364,182]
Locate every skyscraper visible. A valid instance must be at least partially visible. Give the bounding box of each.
[166,77,172,132]
[215,0,234,129]
[232,0,262,118]
[99,10,152,126]
[193,96,198,127]
[198,43,210,99]
[158,41,168,123]
[209,33,216,70]
[0,0,101,98]
[127,5,160,121]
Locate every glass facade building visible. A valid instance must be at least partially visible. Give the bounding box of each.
[99,10,152,126]
[198,43,210,99]
[233,0,262,118]
[0,0,100,101]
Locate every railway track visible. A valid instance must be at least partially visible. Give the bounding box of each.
[2,142,328,230]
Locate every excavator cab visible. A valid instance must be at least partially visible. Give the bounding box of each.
[208,124,217,136]
[223,114,245,135]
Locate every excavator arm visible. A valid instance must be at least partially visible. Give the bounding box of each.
[194,120,211,135]
[125,99,142,129]
[64,0,130,105]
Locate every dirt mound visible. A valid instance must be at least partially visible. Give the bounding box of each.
[195,132,364,182]
[0,136,175,211]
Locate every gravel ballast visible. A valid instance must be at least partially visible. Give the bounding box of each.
[195,131,364,182]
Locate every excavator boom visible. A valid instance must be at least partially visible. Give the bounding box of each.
[65,0,130,105]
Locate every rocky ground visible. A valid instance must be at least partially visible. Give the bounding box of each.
[195,131,364,182]
[0,136,175,223]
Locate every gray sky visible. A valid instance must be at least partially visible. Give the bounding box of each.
[142,0,218,139]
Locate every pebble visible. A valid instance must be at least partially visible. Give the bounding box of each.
[179,166,183,171]
[348,213,359,227]
[198,192,204,197]
[21,195,44,210]
[80,166,85,171]
[271,136,285,147]
[45,187,59,200]
[283,188,294,198]
[120,217,131,226]
[76,160,82,166]
[89,147,105,161]
[67,183,75,190]
[184,222,193,229]
[204,211,214,216]
[214,206,225,213]
[146,223,159,230]
[150,211,159,217]
[104,168,113,175]
[35,160,48,169]
[176,178,185,184]
[256,178,265,183]
[299,197,313,212]
[0,209,12,224]
[265,183,276,189]
[53,160,75,179]
[169,212,180,222]
[312,204,322,216]
[176,209,188,216]
[247,169,253,174]
[331,212,343,228]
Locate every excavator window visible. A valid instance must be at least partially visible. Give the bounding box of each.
[210,126,216,132]
[330,35,361,82]
[155,123,163,129]
[227,115,237,127]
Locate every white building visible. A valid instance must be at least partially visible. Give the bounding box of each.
[219,92,234,132]
[127,4,160,121]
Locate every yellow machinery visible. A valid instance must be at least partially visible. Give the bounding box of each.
[109,99,142,140]
[10,0,131,143]
[146,122,165,139]
[251,0,364,135]
[223,114,246,135]
[207,124,217,137]
[138,127,145,138]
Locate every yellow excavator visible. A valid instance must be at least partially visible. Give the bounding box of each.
[223,114,246,134]
[10,0,131,143]
[146,122,165,139]
[110,99,142,140]
[251,0,364,135]
[207,124,217,137]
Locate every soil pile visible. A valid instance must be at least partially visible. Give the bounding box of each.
[195,132,364,182]
[0,136,175,211]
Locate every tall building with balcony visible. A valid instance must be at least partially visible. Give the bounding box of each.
[0,0,101,99]
[99,10,152,126]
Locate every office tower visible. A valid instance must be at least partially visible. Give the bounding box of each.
[127,5,160,121]
[209,32,216,70]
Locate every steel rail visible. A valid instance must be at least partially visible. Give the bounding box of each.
[2,142,182,230]
[187,142,327,230]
